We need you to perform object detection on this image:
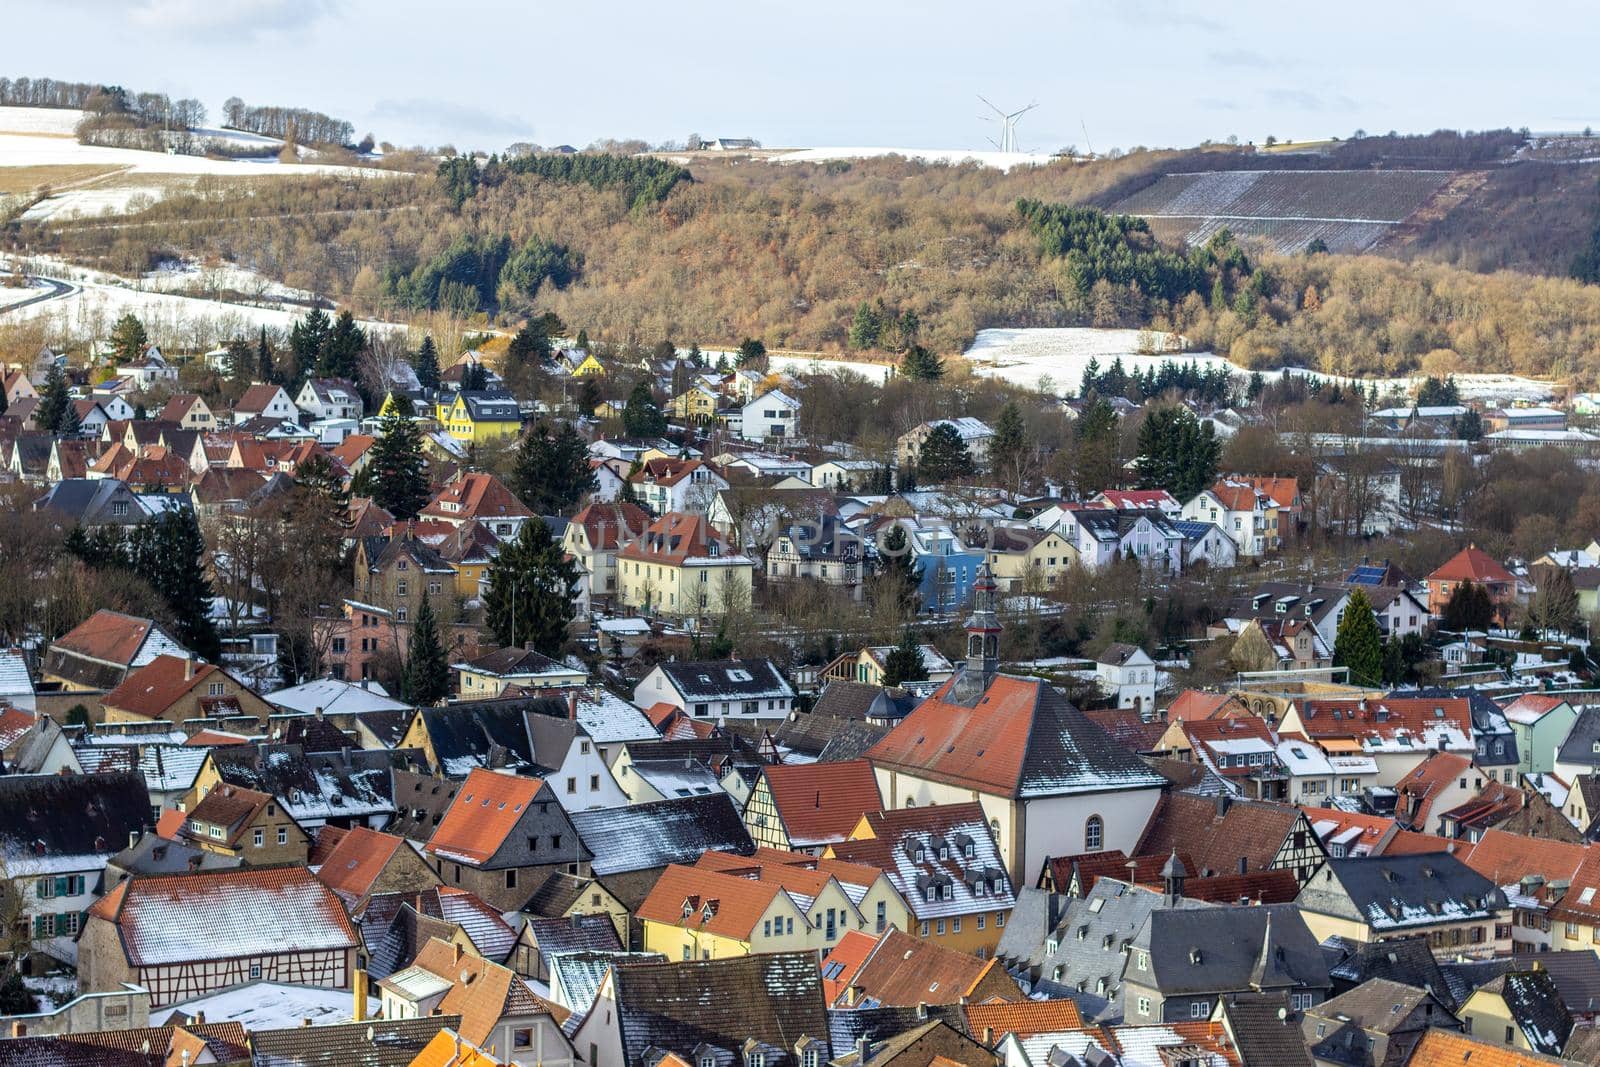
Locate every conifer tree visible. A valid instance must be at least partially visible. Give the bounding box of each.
[1441,580,1495,632]
[900,344,944,382]
[108,313,148,365]
[1333,587,1384,687]
[512,421,597,514]
[414,335,441,391]
[128,511,221,662]
[36,362,75,436]
[875,523,924,615]
[881,627,929,688]
[402,592,450,706]
[622,381,666,437]
[848,302,882,349]
[318,310,366,380]
[256,327,275,383]
[990,401,1028,489]
[483,520,579,655]
[915,423,973,483]
[366,409,430,519]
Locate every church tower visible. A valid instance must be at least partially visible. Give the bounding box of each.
[951,563,1001,704]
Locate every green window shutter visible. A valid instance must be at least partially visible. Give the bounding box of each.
[55,876,70,897]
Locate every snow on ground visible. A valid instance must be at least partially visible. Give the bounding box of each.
[141,258,318,303]
[961,326,1557,402]
[964,327,1227,395]
[0,106,82,136]
[187,125,285,151]
[774,146,1058,172]
[0,278,51,308]
[768,352,896,384]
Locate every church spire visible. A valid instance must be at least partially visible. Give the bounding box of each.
[952,563,1001,704]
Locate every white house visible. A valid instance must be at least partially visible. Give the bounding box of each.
[295,378,363,422]
[70,400,109,436]
[307,417,360,445]
[811,459,883,491]
[234,384,300,425]
[740,389,802,442]
[632,658,796,723]
[89,391,137,423]
[896,417,994,470]
[1173,520,1238,569]
[1181,480,1275,557]
[114,348,178,391]
[1055,508,1184,573]
[1095,643,1157,715]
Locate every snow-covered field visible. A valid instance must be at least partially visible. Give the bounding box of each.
[963,327,1227,394]
[774,146,1058,172]
[0,278,51,308]
[140,258,318,304]
[768,352,896,383]
[0,106,385,222]
[961,326,1557,402]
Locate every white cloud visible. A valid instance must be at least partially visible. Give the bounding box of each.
[121,0,339,40]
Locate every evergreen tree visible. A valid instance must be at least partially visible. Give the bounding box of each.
[622,381,667,437]
[1247,371,1265,403]
[401,592,450,706]
[508,322,552,365]
[256,327,275,383]
[108,313,148,365]
[0,969,33,1016]
[414,335,441,391]
[900,344,944,382]
[575,328,590,352]
[848,302,882,349]
[1071,395,1122,494]
[36,362,75,436]
[1079,357,1101,399]
[366,409,430,519]
[461,361,489,392]
[318,310,367,379]
[1133,407,1219,500]
[881,627,928,688]
[577,376,604,417]
[223,337,252,383]
[128,511,221,662]
[916,423,973,483]
[1333,587,1384,687]
[512,421,597,514]
[289,308,332,377]
[1442,580,1496,632]
[876,523,923,614]
[483,519,579,656]
[737,338,766,367]
[990,401,1028,489]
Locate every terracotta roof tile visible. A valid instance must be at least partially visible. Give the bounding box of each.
[51,610,167,667]
[636,863,784,941]
[834,928,1019,1007]
[1429,545,1516,585]
[759,760,882,847]
[963,999,1085,1041]
[425,768,546,866]
[616,512,740,566]
[101,655,217,720]
[1406,1029,1573,1066]
[571,502,651,550]
[421,471,532,524]
[1134,794,1305,879]
[821,928,876,1003]
[316,825,407,902]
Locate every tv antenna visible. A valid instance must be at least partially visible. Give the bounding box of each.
[979,95,1037,153]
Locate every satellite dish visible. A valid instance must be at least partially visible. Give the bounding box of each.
[1277,1007,1288,1020]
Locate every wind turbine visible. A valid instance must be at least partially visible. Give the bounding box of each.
[979,95,1038,153]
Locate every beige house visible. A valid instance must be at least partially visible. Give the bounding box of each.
[615,513,754,619]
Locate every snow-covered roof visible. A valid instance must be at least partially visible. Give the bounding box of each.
[152,980,375,1029]
[1276,739,1334,776]
[264,678,410,716]
[574,690,659,744]
[0,648,34,699]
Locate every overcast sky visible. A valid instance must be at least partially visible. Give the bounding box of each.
[5,0,1594,154]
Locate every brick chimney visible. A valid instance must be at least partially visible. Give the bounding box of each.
[352,968,369,1022]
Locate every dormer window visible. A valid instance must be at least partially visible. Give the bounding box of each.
[747,1053,765,1067]
[701,1056,716,1067]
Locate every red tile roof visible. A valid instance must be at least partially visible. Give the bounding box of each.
[616,513,738,566]
[52,610,165,667]
[1463,828,1591,886]
[425,769,546,866]
[570,502,651,550]
[1395,751,1473,828]
[963,999,1086,1040]
[835,927,1020,1007]
[636,863,784,941]
[316,826,408,902]
[101,655,219,720]
[1205,479,1265,512]
[1236,476,1299,509]
[88,866,357,966]
[1429,545,1515,585]
[1294,697,1473,743]
[820,929,876,1004]
[421,472,532,524]
[759,760,882,847]
[1164,690,1248,722]
[332,433,375,467]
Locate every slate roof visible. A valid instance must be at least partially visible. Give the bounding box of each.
[1134,794,1313,879]
[1534,950,1600,1018]
[89,866,358,966]
[828,803,1016,923]
[550,950,663,1016]
[1556,706,1600,770]
[108,832,242,879]
[0,771,150,871]
[525,913,624,966]
[866,673,1164,800]
[1297,853,1505,933]
[654,658,795,701]
[1487,970,1573,1055]
[758,760,882,847]
[250,1015,462,1067]
[608,952,831,1067]
[1137,904,1330,1003]
[387,770,460,843]
[417,703,537,777]
[208,742,399,821]
[825,1006,970,1059]
[569,793,755,876]
[1322,933,1459,1008]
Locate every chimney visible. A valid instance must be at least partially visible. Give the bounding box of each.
[568,690,579,721]
[855,1037,870,1064]
[194,1012,205,1026]
[454,941,465,965]
[128,829,140,850]
[301,1018,313,1028]
[916,1002,928,1020]
[352,968,369,1022]
[983,1027,994,1046]
[184,658,194,681]
[314,705,324,720]
[10,1023,25,1038]
[1214,793,1231,818]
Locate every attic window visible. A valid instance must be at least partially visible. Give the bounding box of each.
[1189,949,1202,965]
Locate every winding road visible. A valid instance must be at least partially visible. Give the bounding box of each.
[0,275,75,315]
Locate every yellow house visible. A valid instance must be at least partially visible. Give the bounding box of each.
[449,646,588,700]
[570,352,605,377]
[822,643,956,688]
[1459,971,1571,1057]
[981,528,1077,591]
[637,862,882,961]
[826,802,1018,958]
[437,391,522,445]
[696,850,911,942]
[670,384,720,422]
[615,513,754,619]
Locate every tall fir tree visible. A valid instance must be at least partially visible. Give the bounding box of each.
[256,327,275,383]
[899,344,944,382]
[289,308,332,380]
[483,519,579,656]
[848,302,882,350]
[737,338,766,367]
[1441,580,1495,632]
[512,421,597,514]
[414,335,441,391]
[108,313,148,365]
[128,511,221,662]
[622,381,667,437]
[36,362,76,436]
[881,627,929,688]
[916,423,973,483]
[366,409,430,519]
[990,401,1028,489]
[317,310,366,380]
[401,592,450,706]
[1333,587,1384,687]
[876,523,924,614]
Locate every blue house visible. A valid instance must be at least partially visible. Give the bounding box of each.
[910,527,983,615]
